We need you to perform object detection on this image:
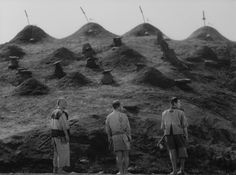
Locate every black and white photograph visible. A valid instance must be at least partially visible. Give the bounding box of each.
[0,0,236,174]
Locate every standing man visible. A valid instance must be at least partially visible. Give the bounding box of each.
[50,98,70,173]
[161,97,188,175]
[105,100,131,175]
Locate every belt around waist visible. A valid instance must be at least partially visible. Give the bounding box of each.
[112,131,125,136]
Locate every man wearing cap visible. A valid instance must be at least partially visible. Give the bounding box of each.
[161,97,188,175]
[50,98,70,173]
[105,100,131,174]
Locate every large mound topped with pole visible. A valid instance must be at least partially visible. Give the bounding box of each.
[100,45,146,70]
[123,23,165,37]
[65,22,117,40]
[133,66,175,88]
[10,25,53,44]
[187,26,229,42]
[13,78,49,96]
[42,47,78,66]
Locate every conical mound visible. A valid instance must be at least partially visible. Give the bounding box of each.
[133,66,175,88]
[42,47,78,65]
[101,45,146,70]
[10,25,53,44]
[0,45,25,61]
[65,22,117,40]
[58,71,91,88]
[187,26,229,42]
[123,23,165,37]
[13,78,49,95]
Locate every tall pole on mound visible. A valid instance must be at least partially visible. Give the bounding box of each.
[139,6,146,23]
[202,10,206,26]
[24,10,30,25]
[80,7,89,23]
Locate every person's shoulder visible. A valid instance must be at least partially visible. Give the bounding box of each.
[51,108,63,119]
[162,109,170,115]
[106,111,114,119]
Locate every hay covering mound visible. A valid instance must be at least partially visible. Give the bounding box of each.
[187,26,229,42]
[194,46,218,61]
[13,78,49,96]
[43,47,78,65]
[123,23,165,37]
[133,66,175,88]
[0,45,25,61]
[65,22,117,40]
[58,71,91,88]
[10,25,52,43]
[101,45,146,70]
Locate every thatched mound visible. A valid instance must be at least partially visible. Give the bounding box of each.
[101,45,146,70]
[123,23,165,38]
[133,67,175,88]
[58,71,91,88]
[10,25,52,43]
[187,26,229,42]
[0,45,25,61]
[43,47,78,65]
[65,22,117,40]
[13,78,49,96]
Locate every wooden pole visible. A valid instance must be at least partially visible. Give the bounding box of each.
[139,6,146,23]
[24,10,30,25]
[80,7,89,23]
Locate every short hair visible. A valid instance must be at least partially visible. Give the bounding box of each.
[170,97,179,105]
[57,97,67,107]
[112,100,121,109]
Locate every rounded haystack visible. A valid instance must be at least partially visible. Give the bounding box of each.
[123,23,166,38]
[187,26,229,42]
[58,71,91,88]
[65,22,117,41]
[0,45,25,61]
[133,66,175,88]
[195,46,217,61]
[13,78,49,96]
[43,47,78,65]
[10,25,53,44]
[101,45,146,70]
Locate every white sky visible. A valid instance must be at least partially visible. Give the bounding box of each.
[0,0,236,44]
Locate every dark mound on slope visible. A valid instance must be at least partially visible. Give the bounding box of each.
[58,71,91,88]
[187,26,229,42]
[0,45,25,61]
[65,22,117,40]
[13,78,49,96]
[123,23,165,37]
[187,46,218,62]
[10,25,53,44]
[43,47,78,66]
[133,66,175,88]
[101,45,146,70]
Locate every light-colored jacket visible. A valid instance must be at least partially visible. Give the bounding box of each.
[105,110,131,139]
[161,108,188,135]
[50,108,69,132]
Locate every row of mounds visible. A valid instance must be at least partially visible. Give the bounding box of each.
[42,47,80,66]
[0,45,25,62]
[10,25,53,44]
[187,26,230,42]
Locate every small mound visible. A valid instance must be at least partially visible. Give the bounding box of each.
[187,26,229,42]
[58,71,91,88]
[123,23,166,37]
[10,25,52,43]
[43,47,78,65]
[133,67,175,88]
[101,45,146,70]
[65,22,117,40]
[0,45,25,61]
[13,78,49,96]
[192,46,218,61]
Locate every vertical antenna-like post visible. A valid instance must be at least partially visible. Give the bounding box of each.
[139,6,146,23]
[24,10,30,25]
[202,10,206,26]
[80,7,89,23]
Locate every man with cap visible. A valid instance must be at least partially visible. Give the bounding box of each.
[50,97,70,173]
[105,100,131,174]
[161,97,188,175]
